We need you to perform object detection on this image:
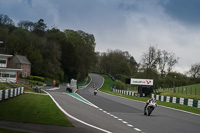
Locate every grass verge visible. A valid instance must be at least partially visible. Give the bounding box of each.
[98,74,200,115]
[0,93,73,127]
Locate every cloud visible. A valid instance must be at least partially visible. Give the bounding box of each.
[0,0,200,73]
[163,0,200,25]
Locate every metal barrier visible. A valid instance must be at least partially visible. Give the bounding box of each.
[112,88,145,97]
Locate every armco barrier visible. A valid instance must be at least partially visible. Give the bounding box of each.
[112,88,144,97]
[151,94,200,108]
[0,87,24,101]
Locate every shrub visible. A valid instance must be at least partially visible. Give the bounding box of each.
[116,80,126,90]
[27,76,44,82]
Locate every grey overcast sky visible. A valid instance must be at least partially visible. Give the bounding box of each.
[1,0,200,74]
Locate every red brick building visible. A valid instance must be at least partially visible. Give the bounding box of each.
[8,54,31,78]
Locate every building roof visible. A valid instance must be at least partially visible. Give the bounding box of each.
[0,54,13,58]
[16,55,31,65]
[0,67,22,72]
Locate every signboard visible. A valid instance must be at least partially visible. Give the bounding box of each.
[130,78,153,86]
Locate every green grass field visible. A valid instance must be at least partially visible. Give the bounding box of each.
[98,74,200,115]
[0,93,73,127]
[157,84,200,100]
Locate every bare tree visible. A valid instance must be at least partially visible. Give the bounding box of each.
[0,14,14,25]
[18,20,35,31]
[141,45,159,77]
[141,46,158,69]
[141,45,179,78]
[188,63,200,79]
[158,50,169,77]
[167,52,179,72]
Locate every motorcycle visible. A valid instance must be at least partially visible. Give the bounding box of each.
[144,100,157,116]
[94,89,97,96]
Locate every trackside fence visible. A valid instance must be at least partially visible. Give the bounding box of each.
[0,87,24,101]
[151,94,200,108]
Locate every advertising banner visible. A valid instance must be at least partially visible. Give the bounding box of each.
[130,78,153,86]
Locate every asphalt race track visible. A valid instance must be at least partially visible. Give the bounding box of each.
[45,73,200,133]
[77,73,200,133]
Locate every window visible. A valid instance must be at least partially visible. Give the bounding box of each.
[1,71,16,78]
[0,60,6,64]
[10,72,16,78]
[2,72,9,77]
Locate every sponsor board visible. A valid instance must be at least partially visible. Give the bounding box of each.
[130,78,153,85]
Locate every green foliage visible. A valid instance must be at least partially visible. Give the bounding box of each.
[98,74,115,92]
[96,50,137,81]
[27,76,44,82]
[0,14,97,83]
[63,29,97,81]
[116,80,126,90]
[0,82,11,90]
[33,19,47,36]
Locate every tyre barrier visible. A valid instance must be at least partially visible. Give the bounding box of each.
[0,87,24,101]
[151,94,200,108]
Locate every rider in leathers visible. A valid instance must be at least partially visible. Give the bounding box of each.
[144,98,157,111]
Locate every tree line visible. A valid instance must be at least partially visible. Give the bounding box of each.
[0,14,199,87]
[94,45,200,88]
[0,14,97,82]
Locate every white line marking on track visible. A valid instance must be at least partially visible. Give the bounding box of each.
[113,116,118,119]
[45,87,60,90]
[134,128,142,131]
[127,124,133,127]
[43,90,112,133]
[88,74,146,132]
[122,121,128,124]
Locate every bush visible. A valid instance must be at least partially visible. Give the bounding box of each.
[27,76,44,82]
[116,80,126,90]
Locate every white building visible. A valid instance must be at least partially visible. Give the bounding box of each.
[0,54,22,83]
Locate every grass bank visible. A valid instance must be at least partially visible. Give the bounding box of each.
[98,74,200,115]
[0,93,73,127]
